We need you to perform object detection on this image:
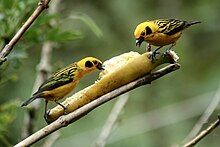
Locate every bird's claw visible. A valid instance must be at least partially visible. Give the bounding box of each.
[149,50,160,62]
[62,105,68,115]
[55,101,68,115]
[63,107,68,115]
[44,109,51,123]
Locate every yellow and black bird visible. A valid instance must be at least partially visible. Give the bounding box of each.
[134,19,201,60]
[21,57,104,117]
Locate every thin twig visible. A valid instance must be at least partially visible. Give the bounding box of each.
[183,84,220,143]
[0,0,51,65]
[183,116,220,147]
[14,63,180,147]
[95,93,129,147]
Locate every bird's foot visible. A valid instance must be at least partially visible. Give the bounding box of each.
[63,107,68,115]
[60,104,68,115]
[55,101,68,115]
[149,50,160,62]
[44,109,51,124]
[165,49,170,54]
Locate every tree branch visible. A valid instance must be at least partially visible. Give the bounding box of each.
[95,93,129,147]
[0,0,52,65]
[183,115,220,147]
[183,84,220,143]
[14,63,180,147]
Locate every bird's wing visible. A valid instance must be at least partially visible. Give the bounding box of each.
[34,63,78,94]
[155,19,186,36]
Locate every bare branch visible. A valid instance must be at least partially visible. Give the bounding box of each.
[183,116,220,147]
[14,63,180,147]
[0,0,52,65]
[183,85,220,143]
[95,93,129,147]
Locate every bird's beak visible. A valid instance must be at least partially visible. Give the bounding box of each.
[135,37,144,47]
[96,63,105,70]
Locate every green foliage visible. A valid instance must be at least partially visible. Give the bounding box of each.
[46,28,83,42]
[0,0,91,85]
[0,0,36,86]
[0,100,19,146]
[0,0,36,39]
[68,13,103,38]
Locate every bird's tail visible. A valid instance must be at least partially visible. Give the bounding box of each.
[186,21,201,27]
[21,96,38,107]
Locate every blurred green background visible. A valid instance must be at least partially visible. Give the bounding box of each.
[0,0,220,146]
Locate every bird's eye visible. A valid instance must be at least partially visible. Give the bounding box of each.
[93,60,98,65]
[145,26,152,35]
[85,61,94,68]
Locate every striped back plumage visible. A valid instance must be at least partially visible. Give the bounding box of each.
[154,19,201,35]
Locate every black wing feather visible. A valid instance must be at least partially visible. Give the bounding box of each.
[34,63,77,95]
[155,19,187,36]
